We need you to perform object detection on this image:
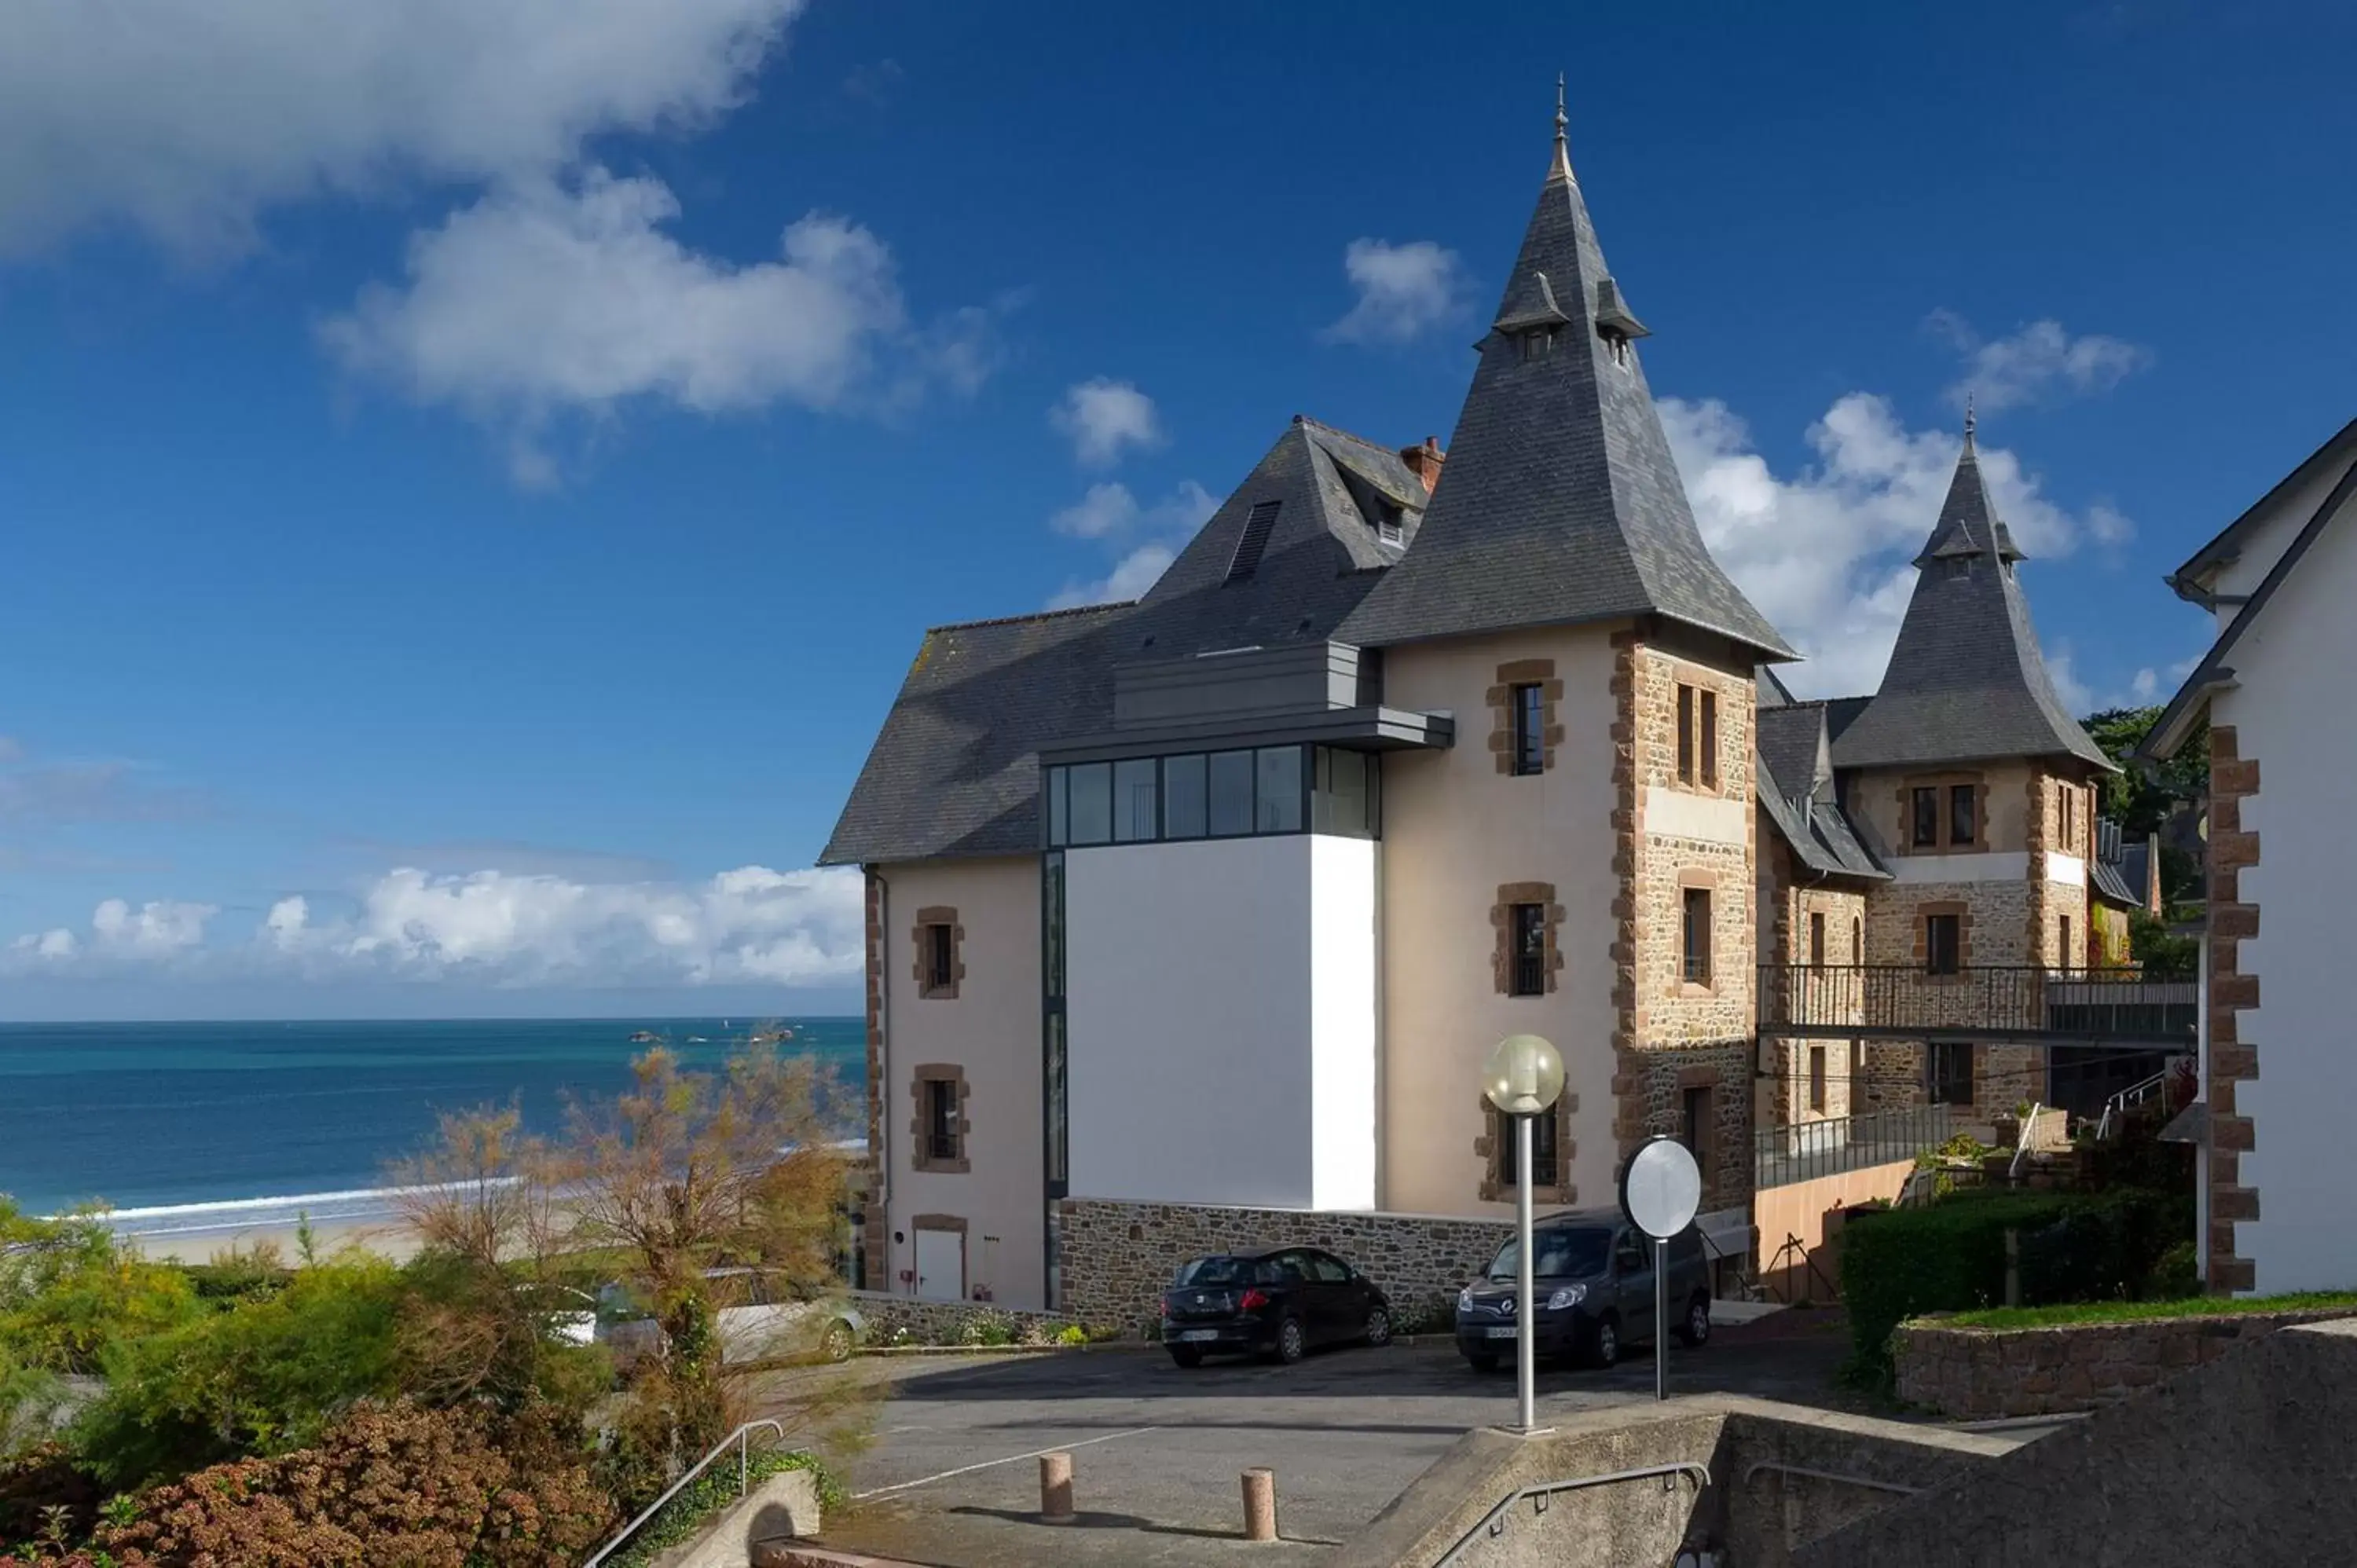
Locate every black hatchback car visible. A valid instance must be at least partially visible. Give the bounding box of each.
[1454,1209,1711,1371]
[1160,1246,1392,1368]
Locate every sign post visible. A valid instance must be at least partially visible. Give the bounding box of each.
[1618,1135,1702,1405]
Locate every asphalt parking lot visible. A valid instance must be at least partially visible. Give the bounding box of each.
[771,1310,1868,1567]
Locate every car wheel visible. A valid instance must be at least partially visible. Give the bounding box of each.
[1364,1306,1394,1347]
[1676,1295,1711,1349]
[820,1320,855,1363]
[1168,1346,1204,1369]
[1464,1352,1499,1375]
[1274,1317,1307,1365]
[1586,1313,1621,1369]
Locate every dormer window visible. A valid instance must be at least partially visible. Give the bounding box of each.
[1944,557,1971,580]
[1519,328,1556,362]
[1373,502,1403,545]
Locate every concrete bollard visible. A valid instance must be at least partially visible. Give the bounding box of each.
[1039,1451,1075,1524]
[1241,1467,1277,1542]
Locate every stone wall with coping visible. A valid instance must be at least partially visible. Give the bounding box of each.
[1893,1306,2357,1418]
[843,1289,1077,1346]
[1056,1198,1514,1336]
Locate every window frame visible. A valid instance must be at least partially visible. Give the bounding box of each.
[1928,1042,1976,1106]
[1948,783,1979,849]
[1677,684,1696,784]
[1681,885,1714,988]
[910,1064,970,1174]
[1489,1101,1564,1192]
[1699,689,1719,789]
[1809,1045,1827,1113]
[1911,786,1940,848]
[1808,910,1826,968]
[1508,902,1547,998]
[1924,911,1963,976]
[924,922,955,993]
[1510,682,1545,776]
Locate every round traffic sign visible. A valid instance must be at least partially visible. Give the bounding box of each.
[1618,1135,1702,1240]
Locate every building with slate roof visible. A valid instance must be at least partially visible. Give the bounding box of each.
[821,96,2167,1316]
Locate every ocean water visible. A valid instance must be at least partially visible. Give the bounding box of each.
[0,1017,865,1231]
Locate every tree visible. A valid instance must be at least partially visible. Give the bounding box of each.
[2084,705,2209,837]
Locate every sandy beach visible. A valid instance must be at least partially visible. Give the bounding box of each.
[120,1212,423,1266]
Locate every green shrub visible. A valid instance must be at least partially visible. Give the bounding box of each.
[1054,1324,1087,1347]
[74,1258,407,1486]
[1839,1191,2078,1380]
[0,1214,208,1377]
[600,1449,838,1568]
[2016,1188,2190,1306]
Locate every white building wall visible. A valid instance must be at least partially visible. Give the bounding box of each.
[876,857,1045,1309]
[2219,503,2357,1293]
[1065,833,1380,1209]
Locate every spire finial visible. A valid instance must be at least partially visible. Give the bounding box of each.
[1962,393,1977,454]
[1549,73,1573,181]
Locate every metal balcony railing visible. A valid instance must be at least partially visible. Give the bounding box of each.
[1757,964,2197,1047]
[1754,1103,1954,1190]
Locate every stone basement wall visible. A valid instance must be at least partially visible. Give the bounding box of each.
[845,1289,1076,1346]
[1893,1306,2357,1418]
[1057,1199,1512,1336]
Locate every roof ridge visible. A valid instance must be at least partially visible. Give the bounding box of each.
[926,602,1131,635]
[1291,412,1405,454]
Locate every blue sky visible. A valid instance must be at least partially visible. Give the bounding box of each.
[0,0,2344,1018]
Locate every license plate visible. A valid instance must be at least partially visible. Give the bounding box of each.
[1178,1329,1219,1342]
[1484,1326,1518,1339]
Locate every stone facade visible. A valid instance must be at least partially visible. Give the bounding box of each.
[2207,724,2262,1293]
[1612,630,1759,1214]
[1893,1306,2357,1419]
[845,1289,1077,1346]
[1055,1197,1514,1335]
[1758,830,1869,1127]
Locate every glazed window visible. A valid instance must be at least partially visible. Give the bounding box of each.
[1809,1047,1827,1113]
[1929,1042,1975,1106]
[924,1079,959,1162]
[923,924,954,993]
[1699,691,1719,789]
[1677,685,1696,783]
[1509,903,1547,997]
[1912,787,1939,848]
[1681,887,1713,986]
[1925,913,1962,976]
[1511,683,1545,776]
[1809,911,1826,967]
[1494,1106,1561,1189]
[1948,784,1978,848]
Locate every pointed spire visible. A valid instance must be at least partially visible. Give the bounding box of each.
[1962,393,1977,455]
[1549,74,1574,184]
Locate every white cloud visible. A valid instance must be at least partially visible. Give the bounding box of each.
[3,864,863,989]
[1662,392,2136,698]
[1321,239,1468,346]
[0,0,805,258]
[1929,312,2152,414]
[1048,544,1177,610]
[319,173,973,484]
[1043,480,1216,606]
[1050,379,1164,468]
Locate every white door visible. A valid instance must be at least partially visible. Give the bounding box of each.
[915,1228,964,1302]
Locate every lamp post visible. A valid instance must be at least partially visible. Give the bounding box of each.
[1483,1032,1565,1435]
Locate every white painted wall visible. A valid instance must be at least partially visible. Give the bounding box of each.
[1310,835,1380,1208]
[2046,852,2086,888]
[2217,497,2357,1292]
[876,857,1044,1309]
[1886,852,2033,885]
[1065,833,1380,1209]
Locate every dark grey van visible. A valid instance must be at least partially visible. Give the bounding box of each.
[1453,1207,1712,1372]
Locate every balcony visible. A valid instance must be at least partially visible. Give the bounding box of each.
[1755,1103,1955,1191]
[1757,964,2197,1049]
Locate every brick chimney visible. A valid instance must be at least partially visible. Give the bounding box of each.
[1400,436,1444,495]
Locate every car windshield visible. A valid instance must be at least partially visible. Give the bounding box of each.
[1175,1255,1266,1287]
[1487,1227,1611,1280]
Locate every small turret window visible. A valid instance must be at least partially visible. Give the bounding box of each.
[1944,557,1971,580]
[1519,328,1556,362]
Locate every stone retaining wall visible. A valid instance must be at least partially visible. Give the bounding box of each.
[1057,1198,1514,1337]
[845,1290,1077,1346]
[1894,1306,2357,1417]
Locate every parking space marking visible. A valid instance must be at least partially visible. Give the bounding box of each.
[852,1426,1163,1500]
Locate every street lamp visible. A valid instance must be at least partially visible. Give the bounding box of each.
[1483,1032,1565,1434]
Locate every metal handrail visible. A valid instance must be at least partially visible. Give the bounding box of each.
[2095,1068,2173,1141]
[583,1419,792,1568]
[1435,1462,1710,1566]
[1741,1460,1923,1497]
[2007,1102,2045,1181]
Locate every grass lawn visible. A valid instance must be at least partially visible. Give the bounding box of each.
[1935,1291,2357,1331]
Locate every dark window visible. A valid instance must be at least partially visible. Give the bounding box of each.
[1255,746,1303,833]
[1680,1086,1715,1188]
[1046,765,1069,847]
[1949,783,1977,848]
[1682,886,1713,985]
[1520,328,1555,361]
[1809,911,1826,967]
[1929,1042,1975,1105]
[1699,690,1719,788]
[1944,556,1971,580]
[1163,753,1207,838]
[1207,749,1255,836]
[1495,1108,1560,1188]
[2060,914,2074,973]
[1113,758,1157,843]
[1925,912,1962,976]
[1677,685,1696,783]
[1067,762,1112,845]
[1509,903,1546,996]
[1912,787,1939,848]
[2060,786,2075,848]
[1312,746,1375,836]
[1043,854,1065,1001]
[924,923,955,992]
[1809,1046,1827,1112]
[1043,852,1066,1194]
[1043,1011,1067,1184]
[1373,503,1404,545]
[1852,918,1863,965]
[923,1079,960,1162]
[1511,683,1545,775]
[1225,500,1284,583]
